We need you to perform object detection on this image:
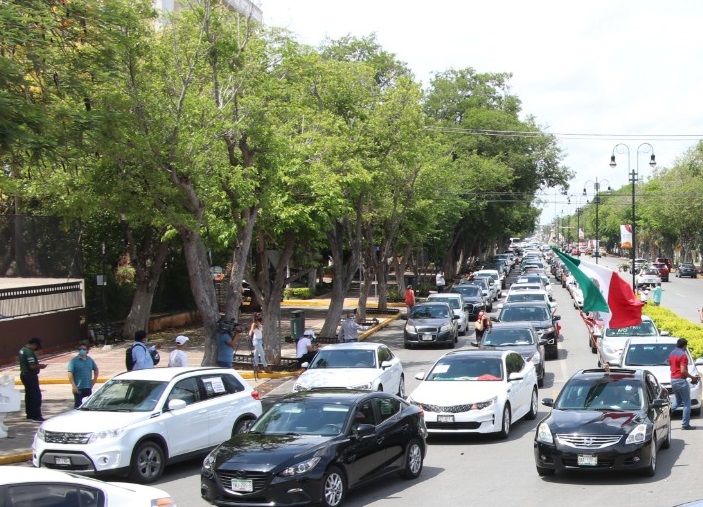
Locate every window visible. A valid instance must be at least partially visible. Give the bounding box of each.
[377,346,391,365]
[354,401,377,426]
[200,374,242,399]
[374,397,400,423]
[506,353,525,375]
[166,377,201,407]
[4,483,104,507]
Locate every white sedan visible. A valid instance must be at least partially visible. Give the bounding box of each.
[406,350,538,438]
[0,466,175,506]
[293,342,405,397]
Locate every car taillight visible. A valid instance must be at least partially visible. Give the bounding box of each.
[251,390,260,400]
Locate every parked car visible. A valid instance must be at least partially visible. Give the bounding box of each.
[33,367,263,483]
[595,315,668,366]
[407,350,539,437]
[449,284,487,320]
[293,342,405,397]
[402,301,459,349]
[478,322,546,387]
[0,466,176,506]
[428,293,469,335]
[677,263,698,278]
[496,302,561,360]
[461,278,494,310]
[636,267,662,288]
[534,368,671,477]
[201,390,427,507]
[616,336,703,415]
[651,261,670,282]
[473,269,504,295]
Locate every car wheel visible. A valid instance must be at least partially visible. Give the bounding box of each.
[537,373,544,388]
[129,441,165,484]
[404,341,412,350]
[526,387,539,420]
[661,421,672,449]
[497,404,511,439]
[321,466,346,507]
[536,466,555,476]
[399,438,424,479]
[397,375,405,398]
[232,417,255,437]
[639,438,657,477]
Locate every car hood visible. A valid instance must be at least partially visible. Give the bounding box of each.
[41,409,152,432]
[296,368,380,388]
[479,344,537,359]
[546,408,644,434]
[501,318,552,328]
[407,318,451,327]
[460,296,484,304]
[214,433,331,470]
[409,379,505,405]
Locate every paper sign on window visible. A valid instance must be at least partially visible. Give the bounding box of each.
[203,377,226,395]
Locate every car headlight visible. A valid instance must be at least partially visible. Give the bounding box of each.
[36,425,46,441]
[202,450,217,477]
[405,325,417,333]
[472,396,497,410]
[625,423,648,444]
[350,382,373,390]
[88,427,126,443]
[543,326,555,334]
[536,422,553,444]
[603,345,618,355]
[280,456,321,477]
[440,324,452,333]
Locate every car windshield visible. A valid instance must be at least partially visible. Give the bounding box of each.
[516,276,542,284]
[252,401,352,436]
[510,284,542,292]
[605,321,657,337]
[555,378,645,411]
[80,379,168,412]
[410,305,450,319]
[624,343,677,366]
[506,293,546,304]
[426,357,503,381]
[309,349,377,369]
[500,306,550,322]
[429,297,460,310]
[451,286,481,297]
[482,328,535,346]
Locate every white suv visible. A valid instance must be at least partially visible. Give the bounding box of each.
[33,367,262,483]
[595,316,669,366]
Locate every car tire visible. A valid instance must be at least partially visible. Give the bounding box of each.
[538,374,544,388]
[232,417,255,437]
[497,404,511,439]
[526,387,539,420]
[397,375,405,398]
[404,341,412,350]
[639,438,657,477]
[536,466,555,476]
[129,440,165,484]
[399,438,424,480]
[321,466,346,507]
[661,421,672,449]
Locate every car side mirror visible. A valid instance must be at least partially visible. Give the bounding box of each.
[542,398,554,407]
[650,399,665,409]
[354,423,375,438]
[415,372,426,380]
[301,362,310,368]
[168,399,187,411]
[381,360,392,370]
[660,330,670,336]
[508,372,523,382]
[553,315,561,321]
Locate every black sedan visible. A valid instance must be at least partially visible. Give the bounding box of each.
[534,368,670,477]
[448,284,487,320]
[677,263,698,278]
[201,390,427,507]
[495,302,561,360]
[478,322,547,387]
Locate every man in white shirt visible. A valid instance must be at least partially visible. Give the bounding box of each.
[339,313,368,342]
[296,330,317,366]
[168,335,189,367]
[436,271,446,293]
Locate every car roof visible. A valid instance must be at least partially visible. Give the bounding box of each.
[439,349,510,360]
[428,293,463,300]
[277,389,389,403]
[113,366,241,382]
[474,269,499,275]
[488,322,537,332]
[319,342,385,351]
[501,301,549,308]
[625,336,681,345]
[573,368,644,380]
[506,289,549,297]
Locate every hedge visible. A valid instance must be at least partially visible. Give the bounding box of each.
[283,287,314,300]
[643,305,703,358]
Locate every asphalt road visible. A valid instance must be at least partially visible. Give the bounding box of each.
[151,262,703,507]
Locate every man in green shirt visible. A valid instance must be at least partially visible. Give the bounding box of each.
[19,337,47,421]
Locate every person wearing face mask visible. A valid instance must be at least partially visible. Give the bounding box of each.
[67,343,99,408]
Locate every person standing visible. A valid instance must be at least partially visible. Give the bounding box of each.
[405,285,416,314]
[651,284,663,306]
[19,337,47,421]
[339,313,368,343]
[249,314,270,373]
[168,335,189,367]
[474,310,492,345]
[131,330,154,370]
[436,271,446,293]
[669,338,700,430]
[67,343,99,409]
[216,324,237,368]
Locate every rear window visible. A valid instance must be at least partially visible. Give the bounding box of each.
[428,297,460,310]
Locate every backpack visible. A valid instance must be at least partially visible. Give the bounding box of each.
[125,343,160,370]
[149,347,160,366]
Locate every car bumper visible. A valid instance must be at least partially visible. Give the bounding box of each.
[534,439,653,472]
[420,406,503,433]
[661,382,703,411]
[33,438,132,476]
[405,329,454,346]
[202,471,323,507]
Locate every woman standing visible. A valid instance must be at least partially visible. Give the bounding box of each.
[474,310,492,345]
[249,314,270,373]
[405,285,416,314]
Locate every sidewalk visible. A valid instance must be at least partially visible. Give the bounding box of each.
[0,299,400,464]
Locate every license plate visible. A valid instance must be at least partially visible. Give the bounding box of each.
[231,479,253,492]
[437,414,454,423]
[421,334,433,341]
[55,457,71,466]
[577,455,597,466]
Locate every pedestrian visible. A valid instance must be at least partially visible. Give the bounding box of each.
[474,310,492,344]
[669,338,700,430]
[339,312,368,343]
[19,337,47,421]
[249,313,270,373]
[216,322,237,368]
[638,285,650,304]
[651,284,663,306]
[699,306,703,324]
[296,330,317,367]
[130,330,154,370]
[168,335,189,367]
[405,285,416,314]
[436,271,446,293]
[67,343,99,409]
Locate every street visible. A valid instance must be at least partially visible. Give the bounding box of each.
[151,260,703,507]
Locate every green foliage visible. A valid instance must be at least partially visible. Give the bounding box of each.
[643,306,703,358]
[284,287,314,300]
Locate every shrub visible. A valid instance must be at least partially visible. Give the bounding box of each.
[418,281,432,297]
[388,288,401,300]
[643,306,703,358]
[283,287,314,300]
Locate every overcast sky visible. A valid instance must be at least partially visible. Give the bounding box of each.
[259,0,703,224]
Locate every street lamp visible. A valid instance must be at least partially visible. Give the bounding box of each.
[583,178,611,264]
[609,143,656,289]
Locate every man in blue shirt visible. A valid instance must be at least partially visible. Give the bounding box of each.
[216,329,237,368]
[67,343,99,408]
[131,330,154,370]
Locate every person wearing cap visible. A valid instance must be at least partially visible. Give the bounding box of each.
[296,330,317,367]
[67,343,99,408]
[19,337,47,422]
[168,335,189,367]
[339,313,368,343]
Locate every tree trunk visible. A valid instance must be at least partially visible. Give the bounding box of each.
[357,264,372,321]
[225,208,258,321]
[377,260,389,310]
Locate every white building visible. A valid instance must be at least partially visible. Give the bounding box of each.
[153,0,262,23]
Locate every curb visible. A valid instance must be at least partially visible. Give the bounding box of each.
[0,451,32,465]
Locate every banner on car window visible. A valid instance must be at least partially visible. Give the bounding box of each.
[620,224,632,249]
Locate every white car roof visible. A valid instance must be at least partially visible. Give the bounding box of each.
[474,269,499,276]
[113,366,245,382]
[319,342,385,352]
[506,289,549,297]
[625,335,680,345]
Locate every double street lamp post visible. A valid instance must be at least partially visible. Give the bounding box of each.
[609,143,656,289]
[583,178,611,264]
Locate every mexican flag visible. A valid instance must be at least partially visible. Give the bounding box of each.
[552,248,643,329]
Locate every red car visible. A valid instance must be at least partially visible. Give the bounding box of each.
[651,262,670,282]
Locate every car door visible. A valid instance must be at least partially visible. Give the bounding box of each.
[199,373,252,446]
[378,346,401,394]
[371,396,407,471]
[341,399,387,487]
[645,372,669,443]
[162,376,209,457]
[506,353,530,418]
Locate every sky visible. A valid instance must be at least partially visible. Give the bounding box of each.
[258,0,703,225]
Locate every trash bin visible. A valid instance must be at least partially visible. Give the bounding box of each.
[290,310,305,340]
